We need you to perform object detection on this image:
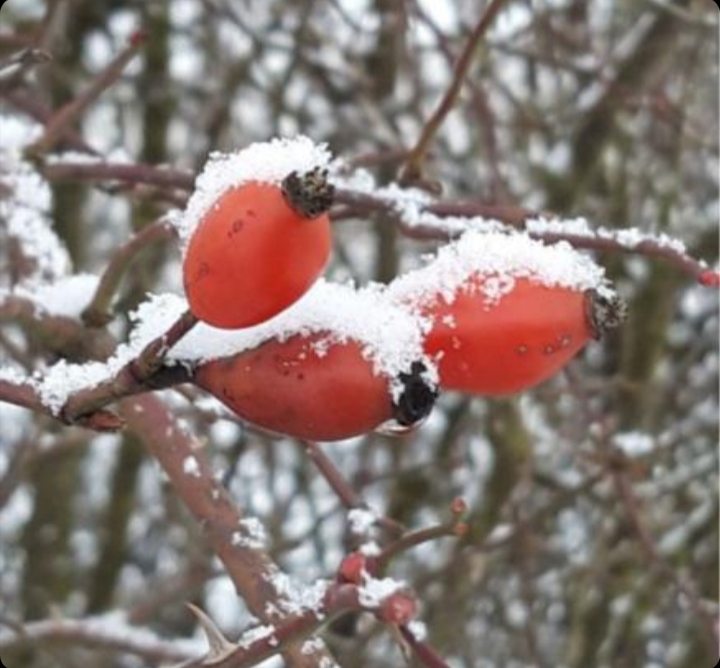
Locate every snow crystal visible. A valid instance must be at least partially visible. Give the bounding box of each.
[172,136,332,244]
[183,455,201,477]
[525,216,594,237]
[357,574,405,608]
[359,541,382,557]
[45,147,132,165]
[0,365,28,384]
[403,209,509,236]
[265,569,330,616]
[613,431,655,457]
[347,508,377,536]
[0,114,42,153]
[319,658,340,668]
[237,624,276,649]
[406,620,428,641]
[12,273,99,319]
[231,517,267,550]
[0,117,70,283]
[1,158,69,282]
[36,358,117,414]
[526,216,688,254]
[130,279,434,388]
[31,292,180,413]
[301,637,326,655]
[388,230,609,309]
[332,168,506,238]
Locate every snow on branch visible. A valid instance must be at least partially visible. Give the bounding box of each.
[0,612,202,664]
[30,142,717,286]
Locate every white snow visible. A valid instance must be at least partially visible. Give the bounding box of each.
[0,366,28,384]
[0,117,86,321]
[10,273,99,319]
[237,624,276,649]
[45,148,133,165]
[132,278,436,391]
[346,508,377,536]
[406,620,428,641]
[388,230,610,309]
[613,431,655,457]
[35,358,116,414]
[231,517,267,550]
[301,637,326,655]
[526,216,688,255]
[0,611,204,659]
[400,208,509,236]
[171,136,332,244]
[1,159,70,283]
[265,568,330,616]
[359,541,382,557]
[357,574,405,608]
[183,455,201,477]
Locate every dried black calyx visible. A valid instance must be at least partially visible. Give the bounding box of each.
[392,361,438,427]
[585,289,628,340]
[281,167,335,219]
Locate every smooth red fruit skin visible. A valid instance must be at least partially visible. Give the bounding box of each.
[338,552,369,584]
[194,334,394,441]
[182,182,331,329]
[421,278,593,395]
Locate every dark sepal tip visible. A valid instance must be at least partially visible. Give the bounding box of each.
[585,289,628,340]
[281,167,335,219]
[392,361,438,427]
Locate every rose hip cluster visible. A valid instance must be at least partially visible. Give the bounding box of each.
[179,163,625,442]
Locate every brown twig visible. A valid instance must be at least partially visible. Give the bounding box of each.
[0,615,194,665]
[302,441,405,537]
[0,300,197,430]
[1,88,98,154]
[29,158,718,286]
[27,32,146,156]
[41,160,195,191]
[179,585,366,668]
[375,521,466,573]
[0,48,53,89]
[303,441,366,509]
[0,377,125,431]
[400,0,513,183]
[331,189,716,284]
[82,218,177,326]
[530,231,716,285]
[60,310,198,423]
[122,394,336,668]
[132,310,198,377]
[399,625,451,668]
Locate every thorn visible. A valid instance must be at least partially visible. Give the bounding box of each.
[186,603,237,662]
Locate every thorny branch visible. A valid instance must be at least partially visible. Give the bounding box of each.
[0,5,717,667]
[0,304,454,667]
[31,157,717,284]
